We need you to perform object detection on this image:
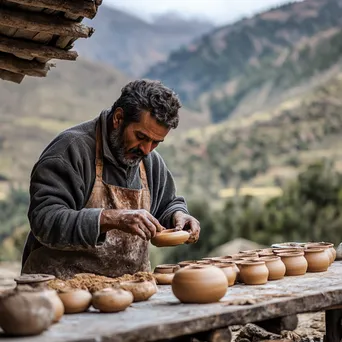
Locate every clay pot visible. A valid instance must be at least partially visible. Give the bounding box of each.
[306,243,335,265]
[42,290,65,323]
[58,289,92,314]
[172,265,228,303]
[92,288,133,313]
[214,263,237,286]
[0,290,54,336]
[120,280,157,302]
[304,248,330,272]
[231,259,245,282]
[239,261,269,285]
[278,252,308,276]
[259,256,286,280]
[153,264,179,285]
[178,260,198,268]
[151,229,190,247]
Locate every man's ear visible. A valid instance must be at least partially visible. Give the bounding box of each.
[113,108,124,129]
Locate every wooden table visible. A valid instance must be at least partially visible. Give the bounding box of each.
[1,261,342,342]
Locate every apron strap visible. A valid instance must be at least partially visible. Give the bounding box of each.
[95,121,104,180]
[139,162,149,190]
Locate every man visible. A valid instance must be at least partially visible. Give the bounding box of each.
[21,79,200,279]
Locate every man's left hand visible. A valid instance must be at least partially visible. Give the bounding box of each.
[173,211,200,244]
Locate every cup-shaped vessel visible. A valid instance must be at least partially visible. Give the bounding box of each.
[92,288,133,312]
[151,229,190,247]
[278,252,308,276]
[304,248,330,272]
[239,261,269,285]
[259,256,285,280]
[172,265,228,303]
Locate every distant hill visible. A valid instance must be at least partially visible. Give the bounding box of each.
[158,69,342,200]
[0,59,207,186]
[75,5,214,76]
[146,0,342,123]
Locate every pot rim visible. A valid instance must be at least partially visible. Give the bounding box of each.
[214,262,235,268]
[240,260,266,266]
[304,248,325,253]
[278,251,304,257]
[259,256,281,261]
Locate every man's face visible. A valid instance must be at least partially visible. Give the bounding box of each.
[110,110,170,166]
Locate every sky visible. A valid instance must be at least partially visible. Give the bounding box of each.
[105,0,302,25]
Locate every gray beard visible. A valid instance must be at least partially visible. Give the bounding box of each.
[109,126,143,167]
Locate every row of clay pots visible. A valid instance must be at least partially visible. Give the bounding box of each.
[0,278,158,336]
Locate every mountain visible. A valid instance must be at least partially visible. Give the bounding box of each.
[0,58,206,186]
[146,0,342,123]
[75,5,214,77]
[158,68,342,201]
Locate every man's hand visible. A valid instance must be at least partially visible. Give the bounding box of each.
[100,209,165,241]
[173,211,200,244]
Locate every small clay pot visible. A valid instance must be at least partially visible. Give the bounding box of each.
[259,256,286,280]
[306,243,334,265]
[153,264,178,285]
[0,290,54,336]
[214,263,237,286]
[58,289,92,314]
[120,280,157,302]
[278,252,308,276]
[231,259,245,282]
[92,288,133,313]
[42,290,65,323]
[151,229,190,247]
[172,265,228,303]
[304,248,330,272]
[239,261,269,285]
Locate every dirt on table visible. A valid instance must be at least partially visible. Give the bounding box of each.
[48,272,155,293]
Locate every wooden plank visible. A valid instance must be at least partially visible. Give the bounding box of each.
[0,51,54,77]
[4,0,97,19]
[0,68,24,83]
[325,308,342,342]
[0,262,342,342]
[0,8,94,38]
[0,35,78,60]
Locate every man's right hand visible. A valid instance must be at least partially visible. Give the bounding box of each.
[100,209,165,241]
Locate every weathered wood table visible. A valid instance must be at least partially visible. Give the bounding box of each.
[1,261,342,342]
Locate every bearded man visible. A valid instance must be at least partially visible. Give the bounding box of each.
[21,79,200,278]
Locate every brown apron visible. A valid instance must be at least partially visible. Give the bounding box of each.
[22,121,151,279]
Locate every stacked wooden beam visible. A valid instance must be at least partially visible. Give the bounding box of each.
[0,0,102,83]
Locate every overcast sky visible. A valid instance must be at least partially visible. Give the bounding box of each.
[105,0,302,25]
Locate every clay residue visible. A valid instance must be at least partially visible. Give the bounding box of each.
[47,272,154,293]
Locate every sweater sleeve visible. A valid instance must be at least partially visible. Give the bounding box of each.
[152,154,189,228]
[28,157,105,250]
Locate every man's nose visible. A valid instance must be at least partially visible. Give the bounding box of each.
[139,141,153,155]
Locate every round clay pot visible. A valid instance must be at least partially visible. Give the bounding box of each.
[178,260,198,268]
[231,259,245,282]
[58,289,92,314]
[306,243,334,265]
[120,280,157,302]
[239,261,269,285]
[153,273,174,285]
[92,288,133,313]
[259,256,286,280]
[151,229,190,247]
[172,265,228,303]
[0,290,54,336]
[304,248,330,272]
[278,252,308,276]
[42,290,65,323]
[214,263,237,286]
[14,274,56,290]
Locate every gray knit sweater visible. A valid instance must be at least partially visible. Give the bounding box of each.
[22,109,189,267]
